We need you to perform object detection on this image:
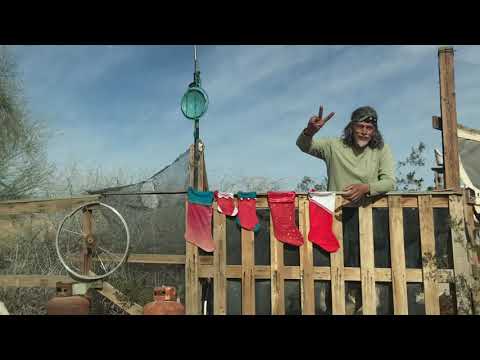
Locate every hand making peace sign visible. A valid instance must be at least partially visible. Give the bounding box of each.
[304,105,335,136]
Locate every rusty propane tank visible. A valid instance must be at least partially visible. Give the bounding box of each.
[47,282,90,315]
[143,286,185,315]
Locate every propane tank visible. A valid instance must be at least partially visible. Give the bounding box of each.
[143,286,185,315]
[47,282,90,315]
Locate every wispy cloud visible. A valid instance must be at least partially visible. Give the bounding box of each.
[9,45,480,190]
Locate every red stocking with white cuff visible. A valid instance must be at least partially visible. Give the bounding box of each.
[308,191,339,253]
[214,191,238,216]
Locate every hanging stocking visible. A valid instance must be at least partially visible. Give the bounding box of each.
[267,191,304,247]
[185,187,215,252]
[214,191,238,216]
[308,191,339,253]
[236,191,260,232]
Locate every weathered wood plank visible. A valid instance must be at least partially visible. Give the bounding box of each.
[418,195,440,315]
[299,196,314,315]
[241,228,255,314]
[0,195,101,217]
[331,196,346,315]
[226,266,242,278]
[270,212,285,315]
[312,267,331,280]
[359,205,376,314]
[213,207,227,315]
[0,275,71,288]
[438,47,461,189]
[449,194,474,314]
[339,196,448,208]
[96,281,144,315]
[389,196,408,315]
[185,143,207,315]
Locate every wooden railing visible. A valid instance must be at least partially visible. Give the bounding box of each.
[186,191,476,315]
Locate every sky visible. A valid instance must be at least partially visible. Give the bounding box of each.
[8,45,480,191]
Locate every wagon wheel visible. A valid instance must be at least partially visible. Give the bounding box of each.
[55,201,130,281]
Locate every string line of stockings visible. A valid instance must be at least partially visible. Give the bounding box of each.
[185,188,339,253]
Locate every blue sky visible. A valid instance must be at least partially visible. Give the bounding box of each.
[9,45,480,190]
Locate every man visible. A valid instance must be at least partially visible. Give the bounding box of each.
[296,105,395,201]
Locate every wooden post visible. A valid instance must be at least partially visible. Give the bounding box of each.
[185,142,207,315]
[359,204,376,315]
[449,194,474,314]
[271,212,285,315]
[213,206,227,315]
[330,195,346,315]
[388,196,408,315]
[299,196,315,315]
[418,195,440,315]
[438,47,460,190]
[241,228,255,314]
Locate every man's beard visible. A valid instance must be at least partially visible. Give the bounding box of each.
[355,139,370,148]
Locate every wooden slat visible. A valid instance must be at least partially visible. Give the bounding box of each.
[312,267,331,280]
[127,254,212,265]
[213,207,227,314]
[431,196,449,208]
[199,265,215,278]
[438,47,461,189]
[344,267,361,281]
[283,267,301,279]
[254,266,271,278]
[339,196,448,208]
[241,229,255,314]
[0,195,101,217]
[185,144,198,315]
[184,143,208,315]
[418,195,440,315]
[96,281,144,315]
[270,212,285,315]
[69,253,213,266]
[389,196,408,315]
[0,275,71,288]
[225,266,242,278]
[331,196,345,315]
[213,267,454,283]
[299,196,314,315]
[185,211,200,314]
[449,194,474,314]
[375,268,392,282]
[127,254,186,264]
[406,269,423,282]
[359,204,376,314]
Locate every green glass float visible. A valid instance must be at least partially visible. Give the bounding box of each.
[181,85,209,120]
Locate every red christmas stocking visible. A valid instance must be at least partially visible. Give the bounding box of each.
[267,191,304,247]
[184,187,215,252]
[214,191,238,216]
[308,191,339,253]
[236,192,260,232]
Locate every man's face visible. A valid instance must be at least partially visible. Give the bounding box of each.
[352,121,375,148]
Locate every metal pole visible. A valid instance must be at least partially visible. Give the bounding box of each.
[193,45,201,191]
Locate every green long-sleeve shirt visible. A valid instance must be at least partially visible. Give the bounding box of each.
[296,132,396,195]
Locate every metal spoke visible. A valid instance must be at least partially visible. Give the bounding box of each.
[62,228,83,236]
[98,246,121,262]
[95,250,108,273]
